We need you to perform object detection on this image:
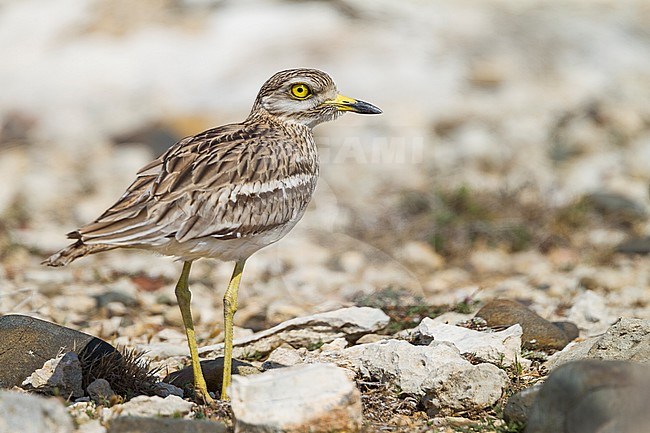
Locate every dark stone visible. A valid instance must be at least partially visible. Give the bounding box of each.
[585,192,647,220]
[163,357,259,394]
[503,383,542,425]
[475,299,574,351]
[617,236,650,254]
[0,314,117,388]
[552,321,579,341]
[94,290,138,309]
[107,416,226,433]
[526,360,650,433]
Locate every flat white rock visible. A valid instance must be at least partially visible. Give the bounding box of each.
[340,339,508,413]
[199,307,389,358]
[113,395,194,418]
[415,319,523,366]
[230,363,362,433]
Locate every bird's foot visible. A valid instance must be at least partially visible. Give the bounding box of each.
[195,386,215,405]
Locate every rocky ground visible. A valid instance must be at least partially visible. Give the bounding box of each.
[1,0,649,432]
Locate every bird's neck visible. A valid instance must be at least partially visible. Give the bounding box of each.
[246,110,313,136]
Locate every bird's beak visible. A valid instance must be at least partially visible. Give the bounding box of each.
[322,94,382,114]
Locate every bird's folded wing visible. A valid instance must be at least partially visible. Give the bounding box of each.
[76,123,316,245]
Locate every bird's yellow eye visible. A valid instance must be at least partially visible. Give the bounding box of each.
[290,83,312,99]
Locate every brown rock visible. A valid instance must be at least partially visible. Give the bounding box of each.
[0,314,116,388]
[475,299,573,351]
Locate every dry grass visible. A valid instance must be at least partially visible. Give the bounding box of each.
[351,185,646,264]
[80,346,160,400]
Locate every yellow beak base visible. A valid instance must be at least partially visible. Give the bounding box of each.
[323,94,382,114]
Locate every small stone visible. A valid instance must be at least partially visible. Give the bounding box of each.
[568,290,614,335]
[424,268,472,294]
[66,401,95,425]
[0,315,116,388]
[153,382,184,398]
[163,358,259,395]
[338,251,366,274]
[395,241,444,271]
[617,236,650,254]
[261,346,303,370]
[526,360,650,433]
[163,307,201,328]
[155,328,187,342]
[503,383,542,425]
[0,390,74,433]
[137,342,189,360]
[94,291,137,309]
[413,319,523,366]
[22,352,84,398]
[475,299,572,351]
[547,247,580,269]
[553,321,580,341]
[355,333,389,344]
[87,379,116,405]
[104,302,128,317]
[230,363,362,433]
[585,192,647,220]
[114,395,194,418]
[469,249,511,274]
[107,416,226,433]
[320,337,348,352]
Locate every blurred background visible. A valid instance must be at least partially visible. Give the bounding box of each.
[0,0,649,344]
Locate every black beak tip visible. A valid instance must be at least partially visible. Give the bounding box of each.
[353,100,383,115]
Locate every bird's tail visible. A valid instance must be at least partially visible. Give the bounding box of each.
[42,237,117,267]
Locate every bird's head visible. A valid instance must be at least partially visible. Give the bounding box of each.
[250,68,382,128]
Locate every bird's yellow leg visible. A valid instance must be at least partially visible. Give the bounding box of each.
[221,259,246,400]
[174,261,213,404]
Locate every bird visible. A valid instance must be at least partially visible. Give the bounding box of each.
[43,68,382,403]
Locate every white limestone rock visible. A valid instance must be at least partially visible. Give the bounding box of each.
[340,339,508,414]
[414,319,523,366]
[0,390,74,433]
[112,395,194,418]
[199,307,389,358]
[231,363,362,433]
